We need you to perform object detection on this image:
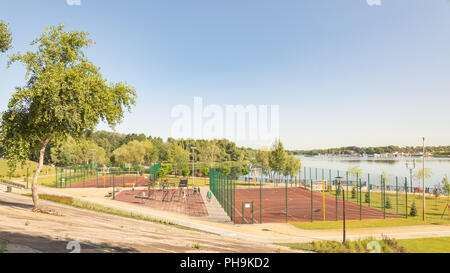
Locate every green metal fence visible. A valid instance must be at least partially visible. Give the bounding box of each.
[209,168,236,223]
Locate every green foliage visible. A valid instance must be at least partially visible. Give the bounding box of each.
[409,200,418,217]
[291,145,450,157]
[181,167,190,177]
[222,167,231,177]
[1,24,136,172]
[0,21,12,53]
[241,166,250,176]
[157,166,168,179]
[201,167,210,177]
[365,192,370,203]
[50,136,106,166]
[167,144,190,174]
[112,140,153,166]
[385,197,392,209]
[283,155,301,178]
[441,175,449,195]
[269,139,287,177]
[348,166,362,178]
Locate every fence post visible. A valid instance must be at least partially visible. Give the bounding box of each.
[260,176,262,224]
[285,177,288,223]
[311,179,313,222]
[360,179,362,221]
[368,174,371,207]
[405,178,408,218]
[396,176,399,215]
[335,179,338,221]
[383,177,386,219]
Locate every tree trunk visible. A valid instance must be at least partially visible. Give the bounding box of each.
[31,136,52,210]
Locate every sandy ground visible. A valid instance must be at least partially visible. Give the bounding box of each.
[0,191,297,253]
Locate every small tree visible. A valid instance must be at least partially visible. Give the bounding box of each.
[365,192,370,204]
[222,167,231,177]
[201,167,210,177]
[182,168,190,177]
[385,197,392,209]
[409,200,418,217]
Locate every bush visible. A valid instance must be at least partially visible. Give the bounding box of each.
[365,192,370,203]
[409,200,418,217]
[351,187,357,199]
[385,197,392,209]
[181,168,190,177]
[201,167,210,177]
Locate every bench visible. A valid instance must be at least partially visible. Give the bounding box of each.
[124,182,136,188]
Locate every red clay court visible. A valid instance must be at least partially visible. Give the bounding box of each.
[232,187,400,224]
[114,188,208,217]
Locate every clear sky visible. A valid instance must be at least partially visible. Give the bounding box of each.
[1,0,449,150]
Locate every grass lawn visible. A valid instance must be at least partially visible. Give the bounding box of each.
[291,218,448,230]
[279,236,450,253]
[397,237,450,253]
[315,186,450,223]
[0,159,55,180]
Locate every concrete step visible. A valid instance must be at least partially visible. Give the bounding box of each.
[199,187,232,224]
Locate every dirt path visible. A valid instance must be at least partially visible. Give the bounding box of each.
[0,192,296,253]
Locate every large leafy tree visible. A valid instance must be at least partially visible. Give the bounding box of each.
[0,25,136,209]
[0,21,12,53]
[269,139,287,184]
[112,140,153,166]
[167,144,190,175]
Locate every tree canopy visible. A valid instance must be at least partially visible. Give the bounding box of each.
[0,21,12,53]
[0,25,136,209]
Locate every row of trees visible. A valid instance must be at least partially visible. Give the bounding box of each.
[292,145,450,156]
[254,140,301,182]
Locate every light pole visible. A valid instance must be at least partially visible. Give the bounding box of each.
[336,176,345,243]
[422,137,426,221]
[406,159,416,194]
[191,146,197,188]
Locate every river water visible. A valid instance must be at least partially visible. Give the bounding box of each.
[296,156,450,188]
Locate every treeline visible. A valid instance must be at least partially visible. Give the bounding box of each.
[291,146,450,156]
[43,130,255,171]
[10,130,301,180]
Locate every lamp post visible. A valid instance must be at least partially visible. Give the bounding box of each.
[422,137,426,221]
[406,159,416,194]
[191,146,197,188]
[336,176,345,243]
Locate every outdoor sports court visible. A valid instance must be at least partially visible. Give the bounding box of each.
[231,187,401,224]
[115,188,208,217]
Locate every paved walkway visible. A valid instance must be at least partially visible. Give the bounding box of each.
[3,185,450,244]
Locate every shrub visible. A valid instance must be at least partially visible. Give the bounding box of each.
[351,187,357,199]
[409,200,418,217]
[365,192,370,203]
[181,168,190,177]
[385,197,392,209]
[201,167,210,177]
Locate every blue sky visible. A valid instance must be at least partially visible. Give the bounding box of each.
[1,0,450,149]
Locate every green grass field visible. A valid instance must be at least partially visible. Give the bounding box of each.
[322,186,450,223]
[0,159,55,179]
[397,237,450,253]
[279,236,450,253]
[291,218,445,230]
